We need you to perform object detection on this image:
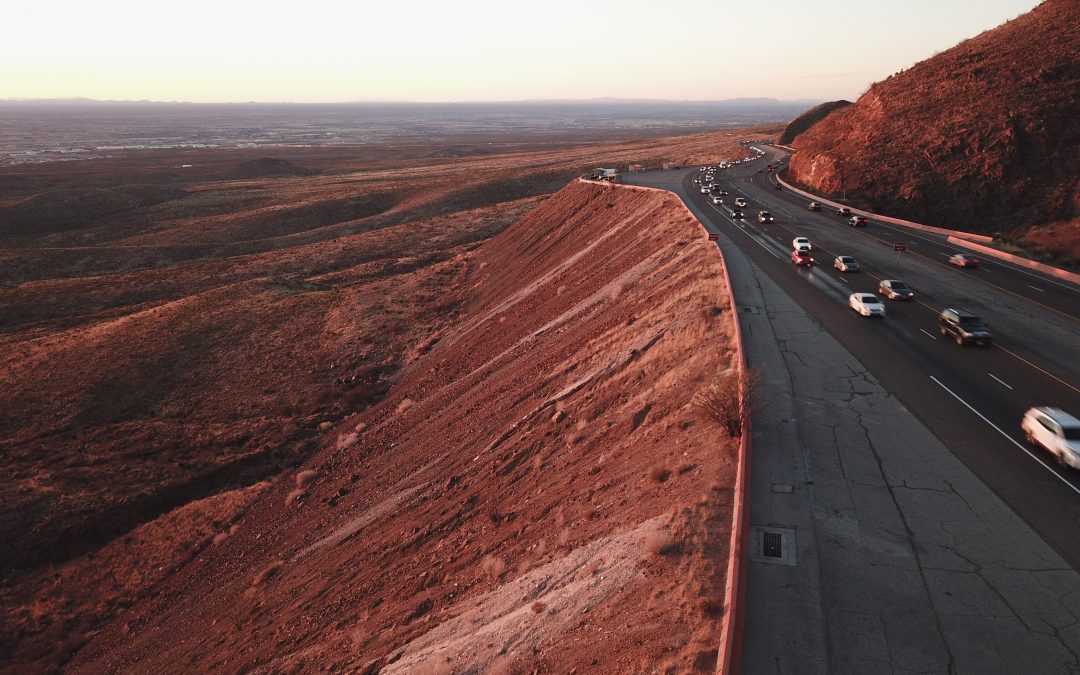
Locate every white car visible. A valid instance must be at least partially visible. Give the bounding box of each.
[734,197,747,207]
[1022,407,1080,469]
[757,211,774,223]
[834,255,860,272]
[792,236,812,251]
[849,293,885,317]
[700,186,710,194]
[710,195,725,205]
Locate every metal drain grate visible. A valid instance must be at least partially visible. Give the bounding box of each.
[750,526,797,566]
[763,531,783,558]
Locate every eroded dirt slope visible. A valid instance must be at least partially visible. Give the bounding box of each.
[788,0,1079,259]
[70,180,740,673]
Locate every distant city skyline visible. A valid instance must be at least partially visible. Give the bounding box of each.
[2,0,1043,104]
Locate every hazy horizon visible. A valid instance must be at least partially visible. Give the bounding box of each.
[3,0,1042,103]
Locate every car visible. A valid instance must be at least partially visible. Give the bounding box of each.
[730,209,745,219]
[808,202,822,211]
[878,279,915,300]
[757,211,774,223]
[793,236,812,251]
[837,207,852,216]
[1021,407,1080,469]
[833,255,860,272]
[791,250,814,266]
[849,216,868,227]
[700,186,710,194]
[734,197,747,207]
[938,308,992,346]
[710,195,725,205]
[709,184,722,193]
[949,253,980,268]
[849,293,886,317]
[717,190,729,196]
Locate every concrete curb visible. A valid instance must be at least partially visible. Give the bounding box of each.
[588,177,750,674]
[945,236,1080,285]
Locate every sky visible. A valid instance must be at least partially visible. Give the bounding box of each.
[1,0,1043,103]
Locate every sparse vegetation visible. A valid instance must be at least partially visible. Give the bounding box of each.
[692,369,762,438]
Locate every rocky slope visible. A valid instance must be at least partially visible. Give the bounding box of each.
[1,129,758,672]
[789,0,1079,253]
[778,100,850,145]
[68,180,740,673]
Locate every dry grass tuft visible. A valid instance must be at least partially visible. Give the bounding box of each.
[295,470,318,488]
[252,560,284,586]
[396,398,415,414]
[530,601,546,614]
[649,466,672,483]
[284,488,305,507]
[481,554,506,581]
[644,530,681,556]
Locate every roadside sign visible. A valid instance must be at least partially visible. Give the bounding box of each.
[708,233,718,242]
[894,243,907,252]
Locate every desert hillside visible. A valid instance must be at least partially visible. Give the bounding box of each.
[69,180,740,673]
[788,0,1079,258]
[1,128,763,672]
[778,100,850,145]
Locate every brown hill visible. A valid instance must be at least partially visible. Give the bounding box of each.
[0,128,764,672]
[789,0,1080,249]
[69,180,739,673]
[778,100,850,145]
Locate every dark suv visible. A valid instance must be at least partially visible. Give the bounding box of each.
[939,308,993,346]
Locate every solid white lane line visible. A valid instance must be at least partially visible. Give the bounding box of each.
[1028,284,1045,293]
[930,376,1080,496]
[920,329,938,340]
[988,373,1014,390]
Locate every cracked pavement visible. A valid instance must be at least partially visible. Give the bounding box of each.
[723,227,1080,673]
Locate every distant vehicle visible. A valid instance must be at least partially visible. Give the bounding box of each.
[710,195,725,205]
[700,186,711,194]
[849,293,886,317]
[1022,407,1080,469]
[833,255,860,272]
[757,211,774,223]
[734,197,747,207]
[709,184,722,193]
[730,209,745,219]
[837,207,852,216]
[717,190,729,196]
[949,253,980,268]
[878,279,914,300]
[793,236,812,251]
[808,202,822,211]
[849,216,869,227]
[791,250,814,266]
[938,308,992,346]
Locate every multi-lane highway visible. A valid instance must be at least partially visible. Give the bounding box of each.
[632,145,1080,566]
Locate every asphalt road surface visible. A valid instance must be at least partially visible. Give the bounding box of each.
[623,149,1080,672]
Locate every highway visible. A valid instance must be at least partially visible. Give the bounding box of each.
[628,145,1080,568]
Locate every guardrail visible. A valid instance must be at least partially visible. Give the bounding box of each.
[773,172,1080,283]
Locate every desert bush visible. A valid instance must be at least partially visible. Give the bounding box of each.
[692,369,762,438]
[644,530,681,556]
[481,554,506,580]
[252,560,284,586]
[295,470,318,488]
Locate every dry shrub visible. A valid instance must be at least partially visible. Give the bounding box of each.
[481,555,506,581]
[252,560,284,586]
[284,488,305,507]
[530,601,546,614]
[295,470,318,488]
[692,369,762,438]
[649,466,672,482]
[644,530,681,556]
[396,398,414,414]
